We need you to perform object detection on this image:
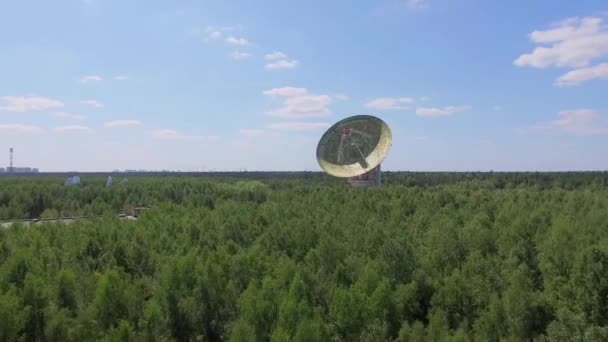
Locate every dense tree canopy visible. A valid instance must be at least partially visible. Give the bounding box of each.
[0,172,607,341]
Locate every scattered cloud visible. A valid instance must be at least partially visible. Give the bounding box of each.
[420,96,431,102]
[271,95,331,118]
[114,75,129,81]
[415,105,471,117]
[53,112,86,120]
[153,129,220,142]
[493,105,502,111]
[555,63,608,87]
[230,51,252,60]
[514,16,608,86]
[202,27,253,62]
[225,36,249,46]
[520,109,608,135]
[265,51,287,60]
[209,31,222,40]
[54,125,92,133]
[0,96,64,112]
[239,128,280,137]
[333,93,349,101]
[264,87,332,119]
[514,17,608,68]
[202,26,241,41]
[104,120,143,128]
[407,0,429,9]
[267,122,331,130]
[0,124,43,134]
[80,75,103,84]
[263,87,308,97]
[365,97,415,110]
[80,100,104,108]
[265,59,299,70]
[554,109,608,135]
[264,51,298,70]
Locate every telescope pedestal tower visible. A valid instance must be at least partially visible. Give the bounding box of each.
[346,164,381,188]
[316,115,392,188]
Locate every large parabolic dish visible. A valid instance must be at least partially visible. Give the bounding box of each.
[316,115,392,178]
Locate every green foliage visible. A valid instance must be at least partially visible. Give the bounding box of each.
[91,269,129,329]
[0,172,607,340]
[56,270,78,313]
[0,287,26,342]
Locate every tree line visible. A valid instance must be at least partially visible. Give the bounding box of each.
[1,173,608,340]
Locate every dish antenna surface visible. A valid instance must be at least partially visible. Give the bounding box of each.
[64,176,81,186]
[316,115,392,187]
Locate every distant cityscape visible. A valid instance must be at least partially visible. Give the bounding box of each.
[2,147,39,173]
[0,167,40,173]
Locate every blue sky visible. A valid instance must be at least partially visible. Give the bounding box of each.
[1,0,607,172]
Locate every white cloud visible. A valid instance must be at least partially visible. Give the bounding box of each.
[270,95,331,118]
[420,96,431,102]
[230,51,252,60]
[0,124,43,134]
[265,59,299,70]
[514,16,608,86]
[203,26,241,41]
[225,36,249,46]
[555,63,608,87]
[521,109,608,135]
[263,87,332,118]
[0,96,64,112]
[80,100,104,108]
[263,87,308,97]
[153,129,220,142]
[114,75,129,81]
[263,51,298,70]
[493,105,502,111]
[515,17,608,68]
[80,75,103,84]
[54,125,92,133]
[104,120,143,128]
[365,97,414,110]
[53,112,86,120]
[267,122,331,130]
[416,105,471,117]
[265,51,287,60]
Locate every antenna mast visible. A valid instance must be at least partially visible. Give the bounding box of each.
[9,147,13,173]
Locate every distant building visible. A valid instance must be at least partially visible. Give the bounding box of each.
[131,207,149,218]
[0,167,4,173]
[7,167,39,173]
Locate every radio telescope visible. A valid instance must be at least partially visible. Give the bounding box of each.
[316,115,392,187]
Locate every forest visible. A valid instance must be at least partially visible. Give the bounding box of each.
[1,172,608,341]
